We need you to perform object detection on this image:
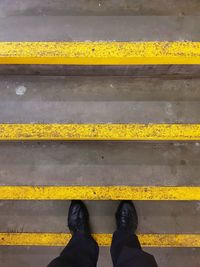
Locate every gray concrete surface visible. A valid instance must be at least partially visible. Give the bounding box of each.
[1,201,200,233]
[2,76,200,101]
[2,65,200,78]
[1,141,200,186]
[1,16,200,41]
[1,76,200,123]
[0,0,200,16]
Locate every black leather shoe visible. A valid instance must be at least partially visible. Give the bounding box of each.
[68,200,90,234]
[115,201,138,232]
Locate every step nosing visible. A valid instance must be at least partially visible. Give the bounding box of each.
[0,233,199,247]
[0,186,199,200]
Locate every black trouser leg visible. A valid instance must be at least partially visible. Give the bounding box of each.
[47,233,99,267]
[110,230,158,267]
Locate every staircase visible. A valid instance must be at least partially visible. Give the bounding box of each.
[0,3,200,267]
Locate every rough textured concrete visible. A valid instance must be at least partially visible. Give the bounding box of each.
[1,16,200,41]
[2,76,200,101]
[2,65,200,77]
[1,76,200,123]
[1,141,200,186]
[0,0,200,16]
[0,201,200,233]
[0,77,200,123]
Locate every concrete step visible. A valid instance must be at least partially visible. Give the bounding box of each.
[1,201,200,233]
[1,76,200,124]
[0,141,200,186]
[1,17,200,77]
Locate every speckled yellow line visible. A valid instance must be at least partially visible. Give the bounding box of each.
[0,42,200,65]
[0,186,199,200]
[0,233,199,247]
[1,124,200,141]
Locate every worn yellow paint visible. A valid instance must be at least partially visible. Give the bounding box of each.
[1,124,200,141]
[0,42,200,65]
[0,186,199,200]
[0,233,199,247]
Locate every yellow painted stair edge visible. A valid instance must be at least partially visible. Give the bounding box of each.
[1,42,200,65]
[1,124,200,140]
[0,233,199,247]
[0,186,199,200]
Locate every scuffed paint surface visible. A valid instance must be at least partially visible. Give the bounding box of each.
[0,42,200,64]
[0,232,199,247]
[0,186,199,200]
[0,124,200,140]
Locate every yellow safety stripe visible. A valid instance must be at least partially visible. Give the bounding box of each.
[0,186,199,200]
[1,124,200,140]
[0,42,200,65]
[0,233,199,247]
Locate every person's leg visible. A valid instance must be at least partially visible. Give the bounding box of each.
[48,233,98,267]
[111,229,141,265]
[110,201,158,267]
[47,201,99,267]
